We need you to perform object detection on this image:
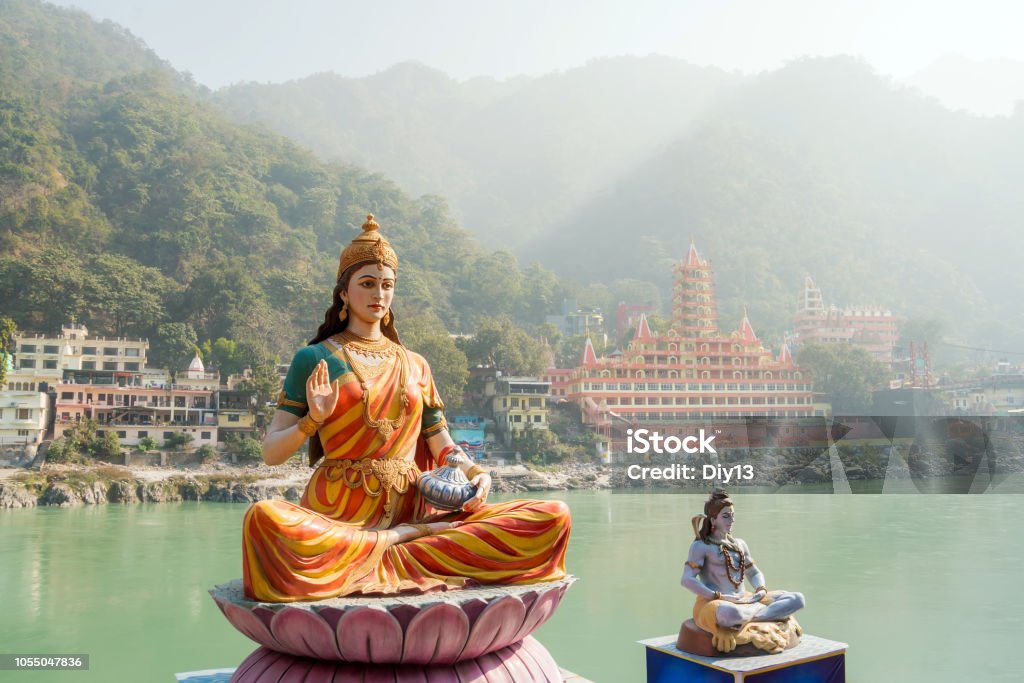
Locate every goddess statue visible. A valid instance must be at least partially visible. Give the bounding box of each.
[681,490,805,654]
[242,216,571,602]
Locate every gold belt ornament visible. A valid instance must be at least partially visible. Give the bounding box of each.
[318,458,418,509]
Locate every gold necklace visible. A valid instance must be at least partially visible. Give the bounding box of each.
[337,330,395,360]
[341,343,409,440]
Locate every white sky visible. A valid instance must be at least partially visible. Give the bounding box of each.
[51,0,1024,88]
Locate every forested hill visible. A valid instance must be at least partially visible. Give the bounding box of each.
[0,0,563,379]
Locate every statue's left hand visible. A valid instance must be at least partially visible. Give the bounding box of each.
[463,472,491,512]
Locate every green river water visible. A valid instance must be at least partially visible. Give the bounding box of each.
[2,486,1023,682]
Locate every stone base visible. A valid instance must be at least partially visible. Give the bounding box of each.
[676,618,801,657]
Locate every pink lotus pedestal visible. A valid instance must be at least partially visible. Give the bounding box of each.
[211,577,575,676]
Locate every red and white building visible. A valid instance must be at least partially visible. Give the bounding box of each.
[792,276,898,364]
[562,243,831,460]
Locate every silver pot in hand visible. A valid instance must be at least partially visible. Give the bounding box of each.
[417,452,477,511]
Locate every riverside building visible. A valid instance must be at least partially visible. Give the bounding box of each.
[566,244,831,459]
[791,275,898,364]
[6,323,148,390]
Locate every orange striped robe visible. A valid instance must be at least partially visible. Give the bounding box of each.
[243,340,570,602]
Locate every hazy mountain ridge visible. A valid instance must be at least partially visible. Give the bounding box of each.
[211,51,1024,350]
[525,57,1023,349]
[213,56,742,246]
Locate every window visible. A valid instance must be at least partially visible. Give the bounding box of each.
[125,348,140,357]
[42,359,58,369]
[125,362,139,372]
[82,346,97,355]
[228,414,240,423]
[103,347,119,356]
[19,359,35,369]
[20,344,36,353]
[513,415,522,423]
[82,361,96,370]
[117,431,127,439]
[201,432,211,440]
[138,431,148,438]
[103,362,118,371]
[164,432,173,440]
[17,408,30,420]
[43,345,59,354]
[61,392,74,400]
[533,415,542,423]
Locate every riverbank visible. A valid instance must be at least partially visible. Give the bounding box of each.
[3,439,1022,508]
[0,461,616,509]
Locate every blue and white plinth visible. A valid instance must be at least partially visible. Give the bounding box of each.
[640,633,846,682]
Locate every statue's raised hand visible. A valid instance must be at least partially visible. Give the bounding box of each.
[306,359,340,422]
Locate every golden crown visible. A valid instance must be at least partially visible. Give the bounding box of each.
[336,214,398,280]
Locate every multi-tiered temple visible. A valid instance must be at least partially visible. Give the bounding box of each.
[569,244,831,457]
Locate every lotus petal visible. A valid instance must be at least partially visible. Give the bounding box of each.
[271,608,341,660]
[402,603,470,665]
[337,605,404,663]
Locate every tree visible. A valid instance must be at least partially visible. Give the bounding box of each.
[94,431,122,461]
[459,316,547,377]
[200,337,248,378]
[399,313,469,409]
[137,435,158,452]
[196,444,218,463]
[515,263,561,323]
[151,322,198,372]
[63,417,99,456]
[557,334,606,369]
[163,432,193,450]
[797,343,890,413]
[227,436,263,463]
[0,316,15,385]
[85,253,172,336]
[898,318,944,348]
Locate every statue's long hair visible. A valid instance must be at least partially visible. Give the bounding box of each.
[692,489,733,542]
[305,261,402,467]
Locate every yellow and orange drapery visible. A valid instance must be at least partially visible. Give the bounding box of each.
[243,340,570,602]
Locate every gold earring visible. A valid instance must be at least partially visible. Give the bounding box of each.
[383,309,392,326]
[338,302,348,323]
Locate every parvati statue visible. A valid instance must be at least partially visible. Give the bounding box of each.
[681,490,805,654]
[242,215,571,602]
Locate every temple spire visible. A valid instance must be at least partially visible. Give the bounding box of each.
[778,342,793,367]
[634,313,653,340]
[581,337,598,367]
[738,306,759,344]
[685,239,704,267]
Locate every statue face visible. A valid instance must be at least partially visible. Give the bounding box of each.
[343,263,395,326]
[712,505,735,536]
